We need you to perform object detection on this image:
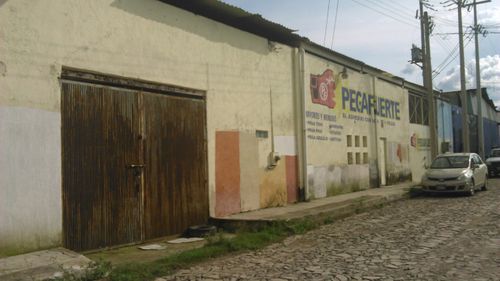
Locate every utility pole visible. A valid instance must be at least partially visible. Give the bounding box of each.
[464,0,491,158]
[425,11,438,158]
[457,0,470,152]
[419,0,438,158]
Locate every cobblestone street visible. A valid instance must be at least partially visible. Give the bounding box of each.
[164,179,500,281]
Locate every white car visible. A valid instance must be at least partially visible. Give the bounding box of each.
[421,153,488,196]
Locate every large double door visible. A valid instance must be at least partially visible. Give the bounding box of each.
[62,75,207,251]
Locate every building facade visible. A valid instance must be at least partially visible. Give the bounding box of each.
[1,0,497,255]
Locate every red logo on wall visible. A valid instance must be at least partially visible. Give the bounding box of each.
[410,133,417,147]
[310,69,336,109]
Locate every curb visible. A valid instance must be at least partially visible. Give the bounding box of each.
[210,190,412,232]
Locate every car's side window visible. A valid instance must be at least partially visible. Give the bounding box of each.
[472,155,482,164]
[476,155,483,164]
[471,156,478,165]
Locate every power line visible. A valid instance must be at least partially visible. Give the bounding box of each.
[323,0,331,46]
[432,31,475,80]
[349,0,419,28]
[330,0,340,48]
[380,0,416,17]
[432,32,473,79]
[364,0,415,20]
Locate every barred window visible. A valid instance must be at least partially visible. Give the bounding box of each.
[409,94,429,125]
[422,98,429,125]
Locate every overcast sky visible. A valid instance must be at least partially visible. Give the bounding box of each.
[221,0,500,106]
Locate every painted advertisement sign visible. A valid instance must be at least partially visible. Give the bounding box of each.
[306,69,402,145]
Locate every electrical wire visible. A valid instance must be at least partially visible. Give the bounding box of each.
[330,0,340,48]
[379,0,416,18]
[432,31,475,80]
[349,0,419,28]
[323,0,331,46]
[364,0,415,20]
[432,31,473,77]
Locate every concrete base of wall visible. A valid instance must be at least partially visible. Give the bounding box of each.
[0,106,62,256]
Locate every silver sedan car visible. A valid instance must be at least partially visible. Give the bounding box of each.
[421,153,488,196]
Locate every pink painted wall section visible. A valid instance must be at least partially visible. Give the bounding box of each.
[285,155,299,203]
[215,131,241,217]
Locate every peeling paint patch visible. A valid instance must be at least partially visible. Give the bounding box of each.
[215,131,241,217]
[387,169,412,185]
[0,61,6,76]
[308,164,370,199]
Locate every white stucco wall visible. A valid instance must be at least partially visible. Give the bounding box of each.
[0,106,61,255]
[0,0,295,254]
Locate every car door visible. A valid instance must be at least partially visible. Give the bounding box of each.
[476,155,488,183]
[472,154,486,186]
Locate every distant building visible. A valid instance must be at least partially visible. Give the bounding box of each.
[441,88,499,155]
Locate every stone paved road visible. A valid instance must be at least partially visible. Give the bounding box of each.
[163,179,500,281]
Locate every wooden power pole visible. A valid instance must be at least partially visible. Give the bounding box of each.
[420,1,438,158]
[463,0,491,158]
[457,0,470,152]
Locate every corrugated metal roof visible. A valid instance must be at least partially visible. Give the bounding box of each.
[158,0,429,95]
[158,0,307,45]
[443,88,498,111]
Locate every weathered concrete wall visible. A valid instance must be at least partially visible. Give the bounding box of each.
[374,81,411,185]
[0,0,295,254]
[303,53,411,199]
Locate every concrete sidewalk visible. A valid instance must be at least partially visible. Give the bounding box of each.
[212,182,417,229]
[0,248,91,281]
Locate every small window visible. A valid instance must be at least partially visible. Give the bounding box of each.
[363,152,369,164]
[347,135,352,147]
[355,136,360,147]
[355,152,361,164]
[347,152,353,164]
[363,136,367,147]
[255,130,268,138]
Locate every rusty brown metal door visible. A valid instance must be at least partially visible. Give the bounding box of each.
[142,92,208,239]
[62,82,143,251]
[62,71,208,251]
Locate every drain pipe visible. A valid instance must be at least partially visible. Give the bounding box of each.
[294,47,309,201]
[372,76,381,187]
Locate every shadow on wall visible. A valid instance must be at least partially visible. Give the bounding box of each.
[110,0,270,55]
[0,0,6,7]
